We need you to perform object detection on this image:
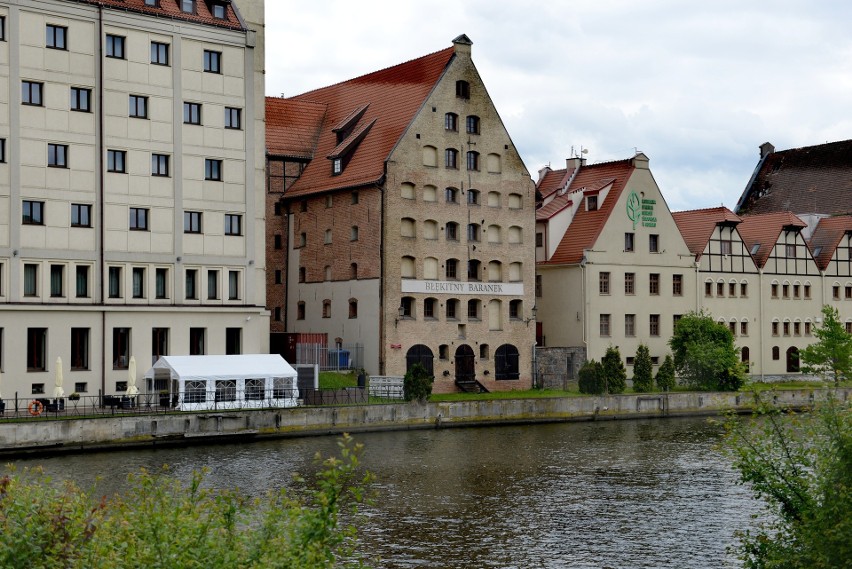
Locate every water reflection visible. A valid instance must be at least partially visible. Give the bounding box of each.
[15,416,760,568]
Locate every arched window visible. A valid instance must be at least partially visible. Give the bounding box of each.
[479,344,490,359]
[348,299,358,319]
[487,191,500,207]
[422,146,437,167]
[508,226,523,244]
[508,193,522,209]
[495,344,520,380]
[324,265,331,281]
[401,217,416,237]
[445,187,459,203]
[445,258,459,280]
[467,189,480,205]
[489,299,503,331]
[741,346,750,363]
[296,301,305,320]
[423,219,438,240]
[509,262,522,282]
[456,80,470,99]
[467,223,481,242]
[468,259,481,281]
[400,296,415,318]
[446,298,459,320]
[467,299,481,320]
[466,151,479,171]
[466,115,480,134]
[322,299,331,318]
[406,344,434,377]
[487,224,501,243]
[350,263,358,279]
[772,346,780,360]
[424,297,437,319]
[401,256,416,278]
[486,153,501,174]
[401,182,415,199]
[488,260,503,282]
[423,185,437,202]
[445,149,458,169]
[446,222,459,241]
[444,112,458,131]
[424,257,439,280]
[509,299,522,320]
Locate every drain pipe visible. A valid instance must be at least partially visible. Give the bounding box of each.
[97,5,107,395]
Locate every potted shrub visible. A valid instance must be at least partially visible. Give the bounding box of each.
[69,392,81,401]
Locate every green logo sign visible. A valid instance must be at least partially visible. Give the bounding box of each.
[626,191,657,228]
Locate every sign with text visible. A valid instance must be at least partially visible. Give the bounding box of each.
[401,280,524,296]
[626,191,657,228]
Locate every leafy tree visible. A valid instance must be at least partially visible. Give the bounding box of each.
[601,346,627,394]
[656,354,676,391]
[403,362,433,402]
[578,359,604,394]
[724,395,852,568]
[799,304,852,386]
[0,435,372,569]
[668,311,745,391]
[632,344,654,392]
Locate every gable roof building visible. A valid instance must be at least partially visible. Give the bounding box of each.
[266,36,536,392]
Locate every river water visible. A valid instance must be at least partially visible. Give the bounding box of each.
[14,416,762,568]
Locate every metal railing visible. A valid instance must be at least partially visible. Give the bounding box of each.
[295,343,364,371]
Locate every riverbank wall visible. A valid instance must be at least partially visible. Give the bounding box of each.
[1,388,848,456]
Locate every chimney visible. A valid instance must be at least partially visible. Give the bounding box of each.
[566,157,583,170]
[759,142,775,159]
[536,165,552,184]
[452,34,473,56]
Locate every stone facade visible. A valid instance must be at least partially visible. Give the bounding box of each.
[535,346,586,390]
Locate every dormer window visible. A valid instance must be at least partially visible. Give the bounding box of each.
[181,0,195,13]
[456,80,470,99]
[211,3,226,19]
[332,158,342,175]
[587,195,598,211]
[144,0,159,6]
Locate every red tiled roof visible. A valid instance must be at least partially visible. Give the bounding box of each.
[536,194,572,221]
[73,0,245,30]
[737,211,807,268]
[808,215,852,270]
[737,139,852,216]
[269,46,456,198]
[265,98,327,159]
[536,167,572,200]
[544,160,635,265]
[672,206,741,258]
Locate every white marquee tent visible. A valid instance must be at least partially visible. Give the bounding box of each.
[144,354,299,411]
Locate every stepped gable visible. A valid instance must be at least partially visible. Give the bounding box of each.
[544,159,635,265]
[737,139,852,216]
[265,98,326,159]
[737,211,807,268]
[73,0,245,30]
[672,206,741,258]
[808,215,852,270]
[272,46,456,198]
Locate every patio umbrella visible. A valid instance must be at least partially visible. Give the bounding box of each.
[126,356,139,396]
[53,356,65,398]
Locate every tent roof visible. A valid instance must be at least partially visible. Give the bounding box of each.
[145,355,296,381]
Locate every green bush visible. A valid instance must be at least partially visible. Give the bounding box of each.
[601,346,627,394]
[578,360,604,394]
[0,435,372,569]
[632,344,654,393]
[656,354,676,391]
[403,363,433,402]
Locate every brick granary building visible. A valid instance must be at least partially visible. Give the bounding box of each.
[266,35,536,392]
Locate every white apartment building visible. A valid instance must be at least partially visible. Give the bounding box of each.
[0,0,267,398]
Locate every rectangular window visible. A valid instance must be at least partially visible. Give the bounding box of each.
[772,321,779,336]
[225,328,241,355]
[46,24,67,49]
[75,265,89,297]
[70,87,91,112]
[804,284,811,298]
[129,208,149,230]
[793,284,800,298]
[155,268,167,299]
[182,0,195,13]
[129,95,148,118]
[624,272,635,295]
[71,328,89,371]
[189,328,205,355]
[672,274,683,296]
[225,107,241,129]
[27,328,47,371]
[113,327,130,369]
[152,328,168,365]
[205,159,222,181]
[228,270,239,300]
[705,281,713,296]
[833,285,841,300]
[650,314,660,337]
[132,267,144,298]
[207,270,218,300]
[720,240,732,255]
[649,273,660,295]
[224,214,242,236]
[649,234,659,253]
[741,321,748,336]
[772,283,779,298]
[185,269,197,299]
[211,3,227,19]
[203,50,221,73]
[108,266,121,298]
[50,264,64,297]
[183,102,201,125]
[0,139,5,163]
[22,81,43,106]
[184,211,202,233]
[536,232,543,247]
[48,143,68,167]
[71,203,92,227]
[786,244,796,257]
[783,322,791,336]
[535,274,542,298]
[599,272,610,294]
[24,264,38,296]
[625,314,635,337]
[624,232,634,252]
[150,41,169,65]
[151,153,169,176]
[805,322,812,335]
[105,34,125,59]
[741,282,748,297]
[23,200,44,225]
[599,314,611,337]
[0,16,5,41]
[107,149,126,173]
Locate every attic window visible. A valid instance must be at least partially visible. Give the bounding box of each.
[750,243,761,255]
[181,0,195,13]
[211,3,227,19]
[587,195,598,211]
[327,119,375,176]
[813,246,823,257]
[332,158,342,176]
[456,80,470,99]
[144,0,159,5]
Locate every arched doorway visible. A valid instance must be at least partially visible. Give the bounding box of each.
[455,345,475,382]
[786,346,800,373]
[495,344,520,380]
[406,344,434,377]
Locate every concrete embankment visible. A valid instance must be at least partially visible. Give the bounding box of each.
[1,388,848,457]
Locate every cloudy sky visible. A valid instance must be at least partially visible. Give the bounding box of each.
[264,1,852,212]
